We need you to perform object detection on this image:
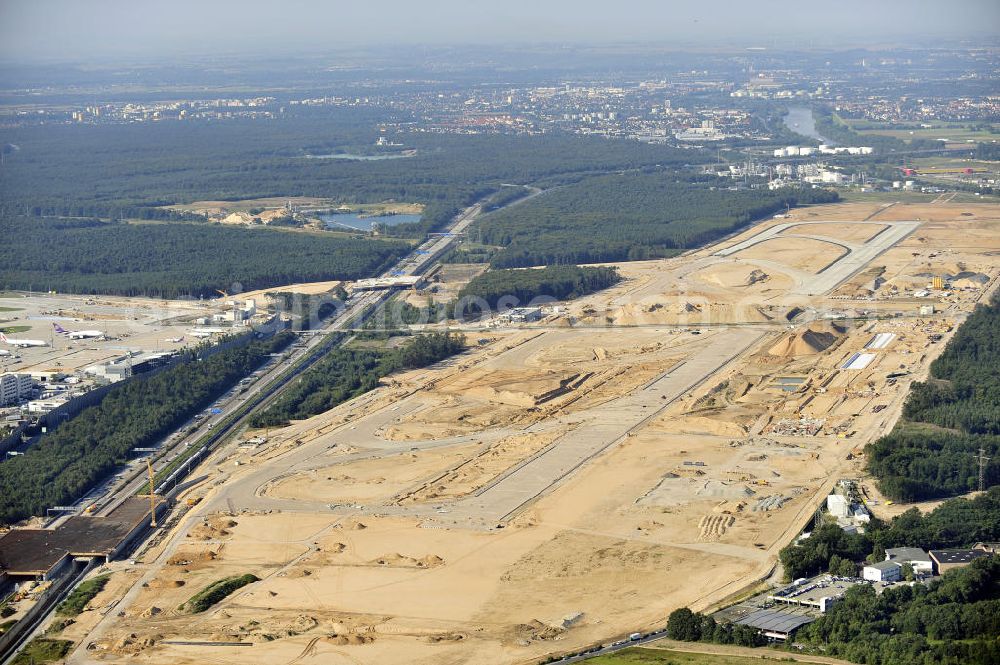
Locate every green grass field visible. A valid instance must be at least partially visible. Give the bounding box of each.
[586,647,798,665]
[56,574,110,617]
[10,638,73,665]
[0,325,31,334]
[838,190,936,203]
[842,119,998,143]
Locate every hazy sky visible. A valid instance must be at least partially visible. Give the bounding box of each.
[1,0,998,63]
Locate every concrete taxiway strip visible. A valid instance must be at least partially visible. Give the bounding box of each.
[714,220,920,296]
[424,327,767,527]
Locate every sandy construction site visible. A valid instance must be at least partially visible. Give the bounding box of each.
[67,201,1000,665]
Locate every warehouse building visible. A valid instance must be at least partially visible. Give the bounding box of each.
[863,560,902,582]
[929,549,993,574]
[735,608,816,641]
[885,547,933,577]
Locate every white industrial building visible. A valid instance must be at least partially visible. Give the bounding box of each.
[826,494,850,518]
[0,373,35,406]
[885,547,933,577]
[773,145,873,158]
[863,560,902,582]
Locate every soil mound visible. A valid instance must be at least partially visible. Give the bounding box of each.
[767,323,844,357]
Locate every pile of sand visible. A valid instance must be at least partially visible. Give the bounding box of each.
[327,633,375,645]
[767,323,844,357]
[370,553,445,568]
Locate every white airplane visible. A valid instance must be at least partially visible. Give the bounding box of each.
[0,349,10,357]
[0,332,47,347]
[165,336,185,343]
[52,323,103,339]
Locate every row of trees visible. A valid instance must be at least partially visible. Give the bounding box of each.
[0,216,408,299]
[0,332,293,524]
[455,265,621,314]
[474,173,840,268]
[249,332,464,428]
[665,607,766,647]
[866,295,1000,501]
[779,487,1000,581]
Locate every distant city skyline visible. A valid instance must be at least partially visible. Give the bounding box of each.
[1,0,998,64]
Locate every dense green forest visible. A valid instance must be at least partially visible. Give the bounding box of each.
[794,557,1000,665]
[474,174,839,267]
[0,217,408,298]
[779,487,1000,581]
[480,185,532,213]
[0,332,293,524]
[866,295,1000,501]
[0,115,707,297]
[0,116,699,236]
[455,265,621,316]
[250,332,464,427]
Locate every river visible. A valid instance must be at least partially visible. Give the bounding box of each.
[782,106,834,145]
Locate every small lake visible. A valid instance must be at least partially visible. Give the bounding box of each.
[319,212,422,232]
[782,106,834,145]
[302,152,413,161]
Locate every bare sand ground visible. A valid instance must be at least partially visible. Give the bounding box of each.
[784,222,888,243]
[737,236,849,274]
[70,202,1000,665]
[237,279,344,301]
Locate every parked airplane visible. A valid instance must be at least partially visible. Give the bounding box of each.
[0,349,10,357]
[0,332,47,347]
[165,336,185,343]
[52,323,103,339]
